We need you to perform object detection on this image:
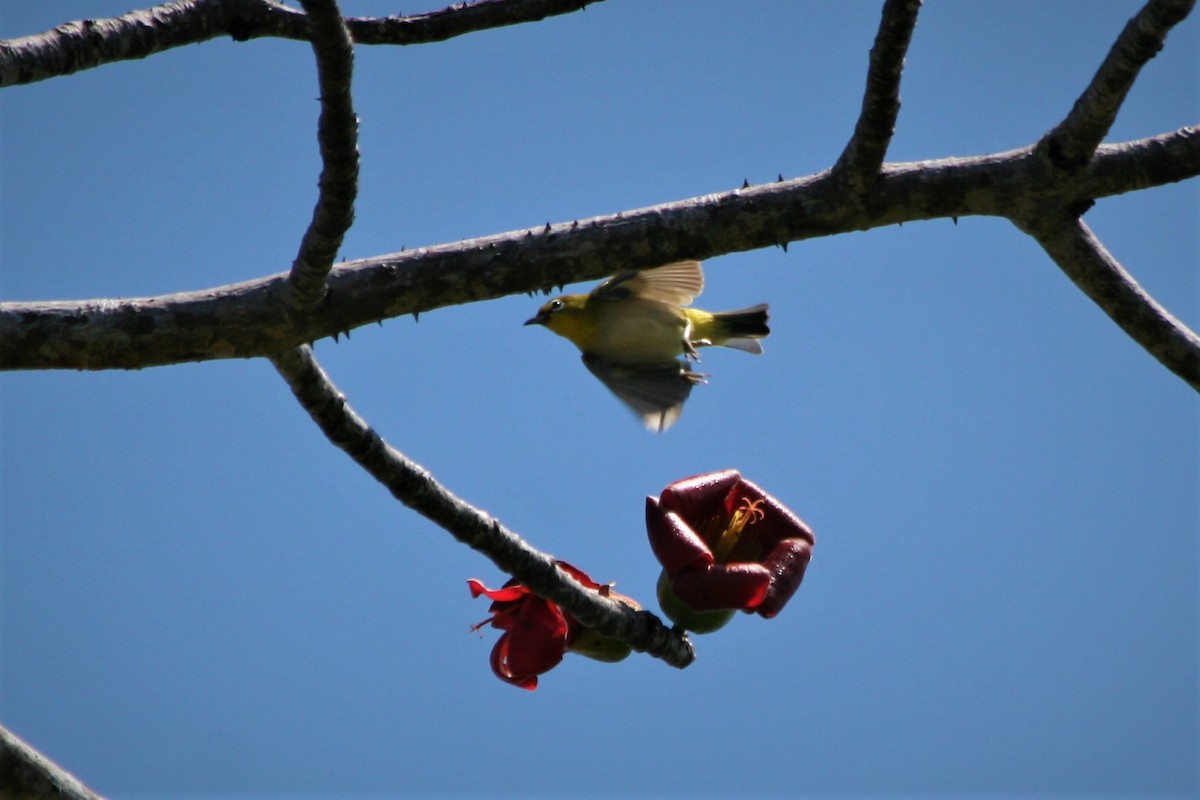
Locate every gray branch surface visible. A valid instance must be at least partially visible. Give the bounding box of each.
[285,0,359,311]
[0,724,105,800]
[0,0,602,87]
[1018,215,1200,390]
[833,0,922,191]
[269,345,696,669]
[1037,0,1197,169]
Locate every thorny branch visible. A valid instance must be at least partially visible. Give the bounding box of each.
[3,128,1197,374]
[2,2,1196,390]
[0,0,602,88]
[268,344,696,669]
[286,0,359,311]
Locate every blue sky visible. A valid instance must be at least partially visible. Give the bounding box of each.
[1,1,1196,797]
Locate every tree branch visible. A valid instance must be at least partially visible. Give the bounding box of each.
[1016,215,1200,390]
[3,129,1196,372]
[0,724,105,800]
[1085,125,1200,194]
[0,0,601,88]
[1036,0,1196,169]
[832,0,922,192]
[261,0,602,46]
[286,0,359,311]
[0,0,227,87]
[267,344,696,669]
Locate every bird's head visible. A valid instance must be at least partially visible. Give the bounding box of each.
[524,294,589,340]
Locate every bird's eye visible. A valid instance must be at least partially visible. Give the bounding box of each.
[547,299,564,312]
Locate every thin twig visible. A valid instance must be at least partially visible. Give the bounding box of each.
[4,128,1196,372]
[264,0,601,46]
[286,0,359,311]
[268,344,696,669]
[1036,0,1197,169]
[0,724,105,800]
[832,0,922,192]
[1017,215,1200,390]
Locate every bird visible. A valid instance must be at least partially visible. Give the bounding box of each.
[523,260,769,431]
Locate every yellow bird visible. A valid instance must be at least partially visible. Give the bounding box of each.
[524,260,769,431]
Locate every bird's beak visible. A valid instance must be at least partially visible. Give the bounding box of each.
[524,313,547,327]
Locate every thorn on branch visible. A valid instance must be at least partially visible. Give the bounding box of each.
[1068,198,1096,218]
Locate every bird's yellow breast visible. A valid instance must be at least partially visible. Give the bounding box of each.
[547,296,689,364]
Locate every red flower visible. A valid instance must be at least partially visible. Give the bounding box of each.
[468,561,635,690]
[646,470,815,630]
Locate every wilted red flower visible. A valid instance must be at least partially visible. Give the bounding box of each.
[646,470,815,630]
[468,561,636,690]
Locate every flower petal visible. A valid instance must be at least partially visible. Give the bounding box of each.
[467,579,530,603]
[490,635,541,690]
[470,560,626,690]
[670,562,772,611]
[499,629,567,680]
[756,538,814,618]
[727,476,816,550]
[489,597,569,684]
[646,496,715,575]
[659,469,743,523]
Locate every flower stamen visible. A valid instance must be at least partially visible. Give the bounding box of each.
[735,497,767,526]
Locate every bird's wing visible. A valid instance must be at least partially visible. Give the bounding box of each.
[590,260,704,306]
[581,353,706,432]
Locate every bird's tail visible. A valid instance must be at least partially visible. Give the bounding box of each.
[710,304,770,354]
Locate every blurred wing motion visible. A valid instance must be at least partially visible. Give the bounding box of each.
[591,260,704,306]
[582,353,707,433]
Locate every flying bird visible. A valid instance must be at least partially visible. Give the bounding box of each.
[524,260,769,431]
